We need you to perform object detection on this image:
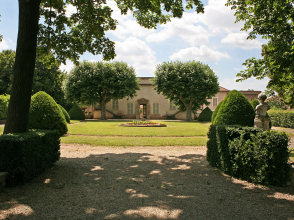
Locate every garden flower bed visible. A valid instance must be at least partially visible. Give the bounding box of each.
[119,120,167,127]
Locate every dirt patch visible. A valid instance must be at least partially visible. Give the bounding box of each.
[1,144,294,219]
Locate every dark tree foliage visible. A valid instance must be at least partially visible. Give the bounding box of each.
[226,0,294,107]
[214,90,255,127]
[4,0,205,134]
[153,61,219,121]
[0,50,66,104]
[29,91,68,136]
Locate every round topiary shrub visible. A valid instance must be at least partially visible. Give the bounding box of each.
[250,98,259,110]
[198,107,213,122]
[58,104,70,123]
[211,100,223,124]
[68,104,85,120]
[29,91,68,135]
[213,90,255,127]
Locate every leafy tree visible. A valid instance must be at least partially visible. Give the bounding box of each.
[0,50,66,104]
[0,50,15,94]
[226,0,294,108]
[4,0,205,134]
[213,90,255,127]
[67,61,139,120]
[153,61,219,121]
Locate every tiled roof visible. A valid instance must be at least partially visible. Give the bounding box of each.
[219,86,230,92]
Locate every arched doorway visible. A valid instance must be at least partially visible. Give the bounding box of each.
[136,98,150,119]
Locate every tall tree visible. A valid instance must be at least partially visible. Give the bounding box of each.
[153,61,219,121]
[66,61,139,120]
[226,0,294,108]
[4,0,205,134]
[0,50,66,104]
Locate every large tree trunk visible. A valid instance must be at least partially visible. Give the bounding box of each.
[185,102,193,122]
[101,102,107,120]
[4,0,41,134]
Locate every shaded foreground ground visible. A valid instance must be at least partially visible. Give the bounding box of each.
[1,145,294,220]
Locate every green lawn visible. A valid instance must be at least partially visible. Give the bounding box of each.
[61,121,209,146]
[67,121,209,137]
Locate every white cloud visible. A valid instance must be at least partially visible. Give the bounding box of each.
[59,60,74,73]
[198,0,244,33]
[0,39,11,51]
[114,37,158,74]
[169,45,230,61]
[221,32,262,49]
[146,18,209,46]
[219,77,269,91]
[109,19,155,39]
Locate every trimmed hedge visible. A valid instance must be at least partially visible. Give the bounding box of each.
[211,100,223,124]
[213,90,255,127]
[0,94,10,119]
[0,130,60,186]
[250,98,259,110]
[68,104,85,120]
[58,104,70,123]
[268,110,294,128]
[207,125,290,186]
[29,91,68,136]
[198,107,213,122]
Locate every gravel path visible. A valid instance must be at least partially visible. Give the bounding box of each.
[1,144,294,220]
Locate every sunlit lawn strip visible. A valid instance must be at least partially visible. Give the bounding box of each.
[61,135,208,146]
[67,121,209,137]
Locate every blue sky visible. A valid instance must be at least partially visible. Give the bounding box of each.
[0,0,269,91]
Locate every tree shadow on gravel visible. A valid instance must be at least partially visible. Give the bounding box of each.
[1,151,294,219]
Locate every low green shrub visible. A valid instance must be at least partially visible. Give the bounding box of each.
[198,107,213,122]
[211,100,223,124]
[68,104,85,120]
[213,90,255,127]
[0,130,60,186]
[207,125,290,186]
[268,110,294,128]
[0,94,10,119]
[29,91,68,136]
[58,104,70,123]
[250,98,259,110]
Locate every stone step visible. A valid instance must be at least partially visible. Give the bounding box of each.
[0,172,8,191]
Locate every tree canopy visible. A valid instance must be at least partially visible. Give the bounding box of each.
[0,50,66,104]
[153,61,219,121]
[4,0,205,134]
[226,0,294,108]
[67,61,140,120]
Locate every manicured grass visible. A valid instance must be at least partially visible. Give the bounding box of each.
[67,121,209,137]
[61,135,208,146]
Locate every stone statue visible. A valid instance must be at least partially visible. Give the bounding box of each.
[254,93,271,130]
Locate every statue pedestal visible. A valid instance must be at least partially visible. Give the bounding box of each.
[254,116,270,131]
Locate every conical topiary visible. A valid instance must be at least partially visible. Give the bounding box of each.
[213,90,255,127]
[58,104,70,123]
[198,107,213,122]
[68,104,85,120]
[211,100,223,124]
[29,91,68,135]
